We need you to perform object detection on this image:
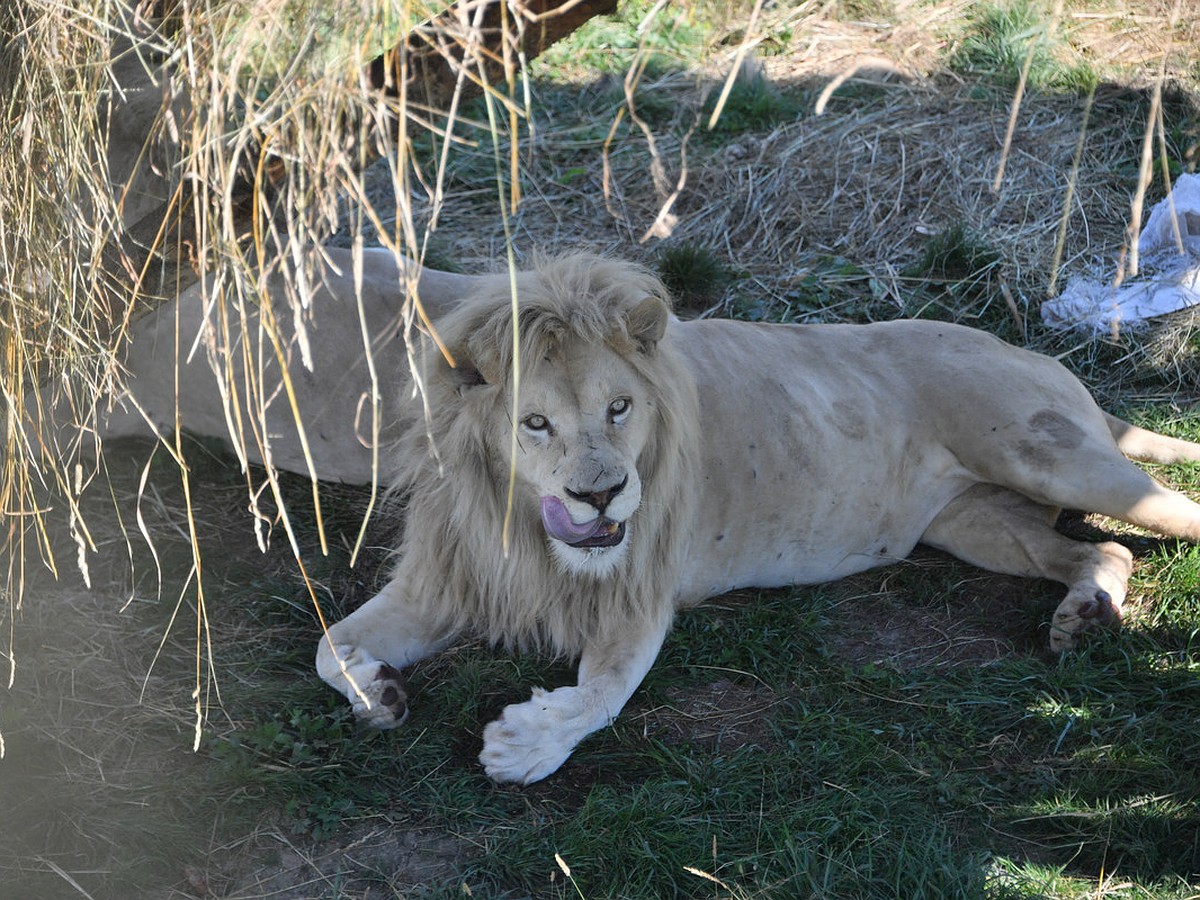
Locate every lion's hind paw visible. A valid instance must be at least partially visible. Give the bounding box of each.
[1049,587,1123,653]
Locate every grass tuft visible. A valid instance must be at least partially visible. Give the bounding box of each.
[656,242,735,311]
[702,73,803,134]
[950,0,1097,93]
[907,223,1002,286]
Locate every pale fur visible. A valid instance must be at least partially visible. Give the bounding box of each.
[317,254,1200,785]
[385,256,698,657]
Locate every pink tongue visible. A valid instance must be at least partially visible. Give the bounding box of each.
[540,496,604,543]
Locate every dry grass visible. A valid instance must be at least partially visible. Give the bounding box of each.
[389,3,1200,402]
[0,0,565,747]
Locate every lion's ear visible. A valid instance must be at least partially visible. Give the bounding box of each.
[446,358,489,390]
[627,295,669,352]
[437,343,490,391]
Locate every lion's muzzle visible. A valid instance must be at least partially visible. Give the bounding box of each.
[540,496,627,548]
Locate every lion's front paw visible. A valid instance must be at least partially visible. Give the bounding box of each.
[1049,586,1123,652]
[350,661,410,728]
[318,642,410,728]
[479,688,582,785]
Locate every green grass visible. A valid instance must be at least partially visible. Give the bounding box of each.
[124,516,1197,897]
[727,255,884,324]
[908,223,1001,285]
[702,74,804,134]
[900,224,1021,338]
[532,0,718,78]
[656,242,736,311]
[950,0,1097,94]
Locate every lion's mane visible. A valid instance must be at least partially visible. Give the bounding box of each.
[388,255,700,657]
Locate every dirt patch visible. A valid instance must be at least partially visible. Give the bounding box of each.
[822,556,1059,670]
[825,589,1019,670]
[181,822,468,899]
[637,678,782,752]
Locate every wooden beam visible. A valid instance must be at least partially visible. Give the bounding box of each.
[375,0,618,109]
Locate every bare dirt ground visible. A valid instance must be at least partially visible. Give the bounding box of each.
[185,824,466,900]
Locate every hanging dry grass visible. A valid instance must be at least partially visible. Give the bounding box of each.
[0,0,619,749]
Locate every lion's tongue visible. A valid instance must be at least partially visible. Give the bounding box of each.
[539,496,605,543]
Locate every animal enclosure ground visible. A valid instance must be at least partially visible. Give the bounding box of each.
[5,1,1200,898]
[7,443,1200,898]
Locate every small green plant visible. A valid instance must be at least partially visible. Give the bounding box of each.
[656,243,733,310]
[902,224,1019,335]
[950,0,1096,93]
[908,223,1000,284]
[206,705,392,838]
[736,256,878,324]
[703,74,802,134]
[285,793,358,841]
[212,707,357,769]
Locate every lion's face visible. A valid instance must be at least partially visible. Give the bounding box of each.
[500,337,656,577]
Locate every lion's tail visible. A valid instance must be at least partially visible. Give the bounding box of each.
[1106,412,1200,464]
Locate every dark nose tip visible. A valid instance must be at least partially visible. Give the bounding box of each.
[565,475,628,513]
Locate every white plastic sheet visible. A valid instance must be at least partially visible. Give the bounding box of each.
[1042,173,1200,332]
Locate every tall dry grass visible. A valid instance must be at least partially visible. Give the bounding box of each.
[0,0,620,750]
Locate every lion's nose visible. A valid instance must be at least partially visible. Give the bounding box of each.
[565,475,628,514]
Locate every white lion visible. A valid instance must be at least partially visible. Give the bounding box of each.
[316,255,1200,785]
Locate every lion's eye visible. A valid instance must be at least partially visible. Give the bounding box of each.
[608,398,631,422]
[522,413,550,432]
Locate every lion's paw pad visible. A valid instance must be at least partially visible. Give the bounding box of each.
[1050,588,1123,652]
[351,662,409,729]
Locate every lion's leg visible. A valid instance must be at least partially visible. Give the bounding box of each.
[315,578,458,729]
[1035,455,1200,542]
[921,484,1134,652]
[479,608,674,785]
[979,434,1200,542]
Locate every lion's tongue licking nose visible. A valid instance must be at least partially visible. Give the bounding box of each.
[539,496,607,543]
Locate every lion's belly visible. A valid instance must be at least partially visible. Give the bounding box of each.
[676,445,973,603]
[671,320,977,605]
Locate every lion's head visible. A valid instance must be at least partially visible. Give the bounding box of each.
[502,328,658,576]
[391,255,699,653]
